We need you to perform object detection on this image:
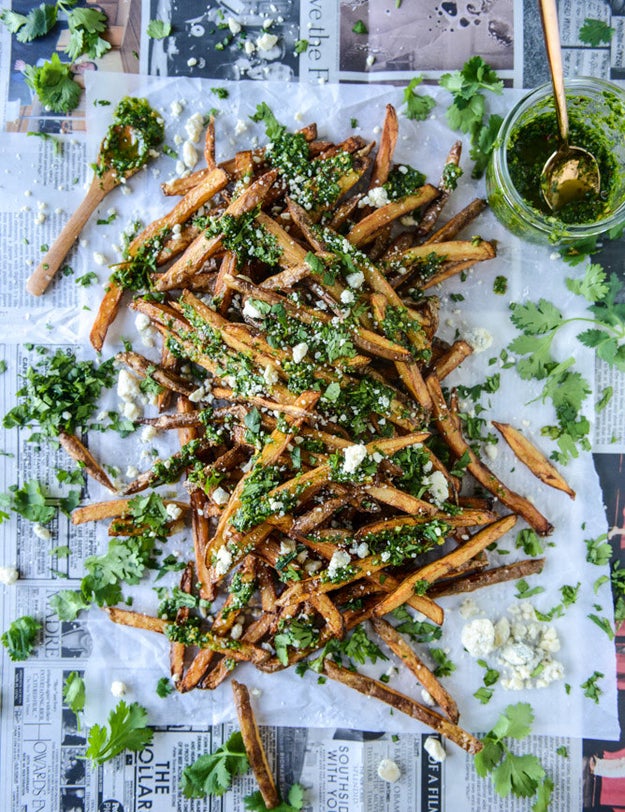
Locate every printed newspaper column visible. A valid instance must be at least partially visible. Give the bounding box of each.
[299,0,338,84]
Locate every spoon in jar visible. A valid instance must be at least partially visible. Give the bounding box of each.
[538,0,601,211]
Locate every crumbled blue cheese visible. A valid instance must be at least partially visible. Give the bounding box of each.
[185,113,204,143]
[340,289,355,304]
[346,271,365,289]
[424,737,446,762]
[165,502,183,521]
[377,758,401,783]
[93,251,107,266]
[33,523,52,541]
[227,17,242,34]
[423,470,448,507]
[243,300,263,320]
[256,32,279,51]
[462,601,564,690]
[263,364,279,387]
[212,487,231,506]
[464,326,494,354]
[213,546,233,576]
[342,444,368,474]
[110,680,127,697]
[461,618,496,657]
[327,550,351,580]
[0,566,19,586]
[182,140,198,169]
[292,342,309,363]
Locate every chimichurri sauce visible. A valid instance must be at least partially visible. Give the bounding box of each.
[96,97,164,178]
[506,109,616,224]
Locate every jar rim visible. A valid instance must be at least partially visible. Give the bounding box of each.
[493,77,625,239]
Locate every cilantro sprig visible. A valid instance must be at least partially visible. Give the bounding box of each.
[402,76,436,121]
[180,730,249,798]
[439,56,503,177]
[86,700,153,765]
[475,703,553,809]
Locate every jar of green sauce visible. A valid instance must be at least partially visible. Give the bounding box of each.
[486,77,625,246]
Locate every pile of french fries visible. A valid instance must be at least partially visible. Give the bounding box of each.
[70,103,576,757]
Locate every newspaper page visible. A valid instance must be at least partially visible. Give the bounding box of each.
[0,3,624,812]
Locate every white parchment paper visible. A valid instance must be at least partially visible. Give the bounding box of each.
[77,73,618,742]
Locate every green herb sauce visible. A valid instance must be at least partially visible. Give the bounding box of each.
[506,103,618,225]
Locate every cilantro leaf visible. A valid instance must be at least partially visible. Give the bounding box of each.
[244,784,305,811]
[492,702,534,740]
[469,113,502,178]
[510,299,563,334]
[65,8,110,60]
[156,676,173,697]
[63,671,86,716]
[146,19,172,39]
[49,589,89,620]
[1,615,41,661]
[579,17,615,45]
[352,20,368,34]
[587,613,615,640]
[474,736,504,776]
[402,76,436,121]
[0,10,29,35]
[532,777,554,812]
[0,479,56,524]
[23,54,82,114]
[492,753,545,798]
[86,700,153,765]
[565,263,609,302]
[14,3,57,43]
[180,730,249,798]
[250,102,285,141]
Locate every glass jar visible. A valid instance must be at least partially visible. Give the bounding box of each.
[486,77,625,246]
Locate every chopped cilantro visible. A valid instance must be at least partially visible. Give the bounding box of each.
[581,670,603,703]
[352,20,368,34]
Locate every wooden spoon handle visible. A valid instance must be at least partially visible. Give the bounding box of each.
[26,172,117,296]
[538,0,569,144]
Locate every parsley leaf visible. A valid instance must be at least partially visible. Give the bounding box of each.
[86,700,153,765]
[146,19,172,39]
[402,76,436,121]
[579,17,615,45]
[156,676,173,697]
[1,615,41,661]
[24,54,82,114]
[179,730,249,798]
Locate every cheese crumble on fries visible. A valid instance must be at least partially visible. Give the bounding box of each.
[71,101,575,756]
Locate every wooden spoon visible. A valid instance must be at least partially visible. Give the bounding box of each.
[26,124,149,296]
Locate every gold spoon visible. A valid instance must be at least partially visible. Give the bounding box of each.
[538,0,601,211]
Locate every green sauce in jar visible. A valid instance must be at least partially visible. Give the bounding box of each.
[506,105,616,224]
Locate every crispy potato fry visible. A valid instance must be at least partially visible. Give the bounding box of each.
[427,558,545,597]
[90,279,124,351]
[492,421,575,498]
[59,431,116,492]
[232,680,280,809]
[370,616,459,722]
[323,660,482,754]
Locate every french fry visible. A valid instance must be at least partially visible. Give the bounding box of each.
[59,431,116,492]
[370,616,459,722]
[427,558,546,598]
[323,660,482,754]
[232,680,280,810]
[492,421,575,498]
